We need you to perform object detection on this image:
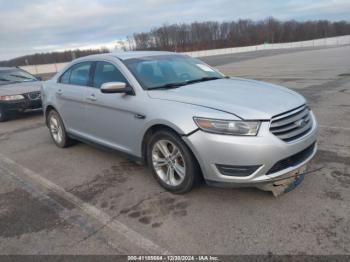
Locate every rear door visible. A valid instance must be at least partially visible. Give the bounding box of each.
[55,61,93,135]
[84,61,143,154]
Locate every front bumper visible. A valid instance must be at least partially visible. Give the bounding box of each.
[1,99,42,111]
[183,111,318,186]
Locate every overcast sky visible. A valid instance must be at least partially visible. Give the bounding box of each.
[0,0,349,60]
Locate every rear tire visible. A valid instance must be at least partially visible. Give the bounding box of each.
[147,129,201,194]
[0,107,8,122]
[47,110,73,148]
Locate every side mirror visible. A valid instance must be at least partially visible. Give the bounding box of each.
[36,76,42,81]
[100,82,133,95]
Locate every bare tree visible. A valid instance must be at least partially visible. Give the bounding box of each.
[130,18,350,52]
[2,18,350,67]
[0,48,110,67]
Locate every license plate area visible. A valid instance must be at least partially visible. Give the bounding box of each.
[274,164,307,186]
[258,164,307,197]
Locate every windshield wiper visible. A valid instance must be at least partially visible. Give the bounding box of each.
[9,74,35,80]
[0,78,19,83]
[148,76,228,90]
[0,79,20,85]
[184,76,223,85]
[148,82,187,90]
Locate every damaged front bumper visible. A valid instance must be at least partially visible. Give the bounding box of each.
[257,164,308,197]
[183,111,318,196]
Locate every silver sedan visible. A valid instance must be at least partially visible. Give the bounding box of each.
[42,51,318,193]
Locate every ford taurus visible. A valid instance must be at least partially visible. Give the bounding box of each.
[41,52,318,194]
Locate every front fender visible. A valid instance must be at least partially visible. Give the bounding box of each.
[134,99,240,156]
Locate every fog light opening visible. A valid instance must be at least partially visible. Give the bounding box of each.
[216,164,261,177]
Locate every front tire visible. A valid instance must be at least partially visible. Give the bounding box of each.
[0,107,8,122]
[47,110,73,148]
[147,129,201,194]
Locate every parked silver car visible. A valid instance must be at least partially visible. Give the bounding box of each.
[42,51,318,193]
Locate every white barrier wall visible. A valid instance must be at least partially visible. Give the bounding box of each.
[21,62,68,75]
[184,35,350,57]
[20,35,350,75]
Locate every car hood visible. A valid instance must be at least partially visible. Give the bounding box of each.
[147,78,306,120]
[0,81,42,96]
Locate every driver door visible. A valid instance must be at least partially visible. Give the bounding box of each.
[84,61,143,155]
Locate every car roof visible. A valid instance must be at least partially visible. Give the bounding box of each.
[78,51,181,61]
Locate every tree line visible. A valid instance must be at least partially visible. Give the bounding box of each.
[131,18,350,51]
[1,18,350,67]
[0,48,109,67]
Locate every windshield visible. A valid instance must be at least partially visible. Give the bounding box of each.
[123,55,224,90]
[0,68,38,86]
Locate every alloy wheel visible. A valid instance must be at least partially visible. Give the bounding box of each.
[49,115,63,144]
[151,139,186,186]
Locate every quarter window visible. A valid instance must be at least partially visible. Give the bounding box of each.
[93,61,127,89]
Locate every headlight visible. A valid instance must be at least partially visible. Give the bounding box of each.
[194,117,260,136]
[0,95,25,101]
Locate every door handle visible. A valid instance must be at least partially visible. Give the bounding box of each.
[87,94,97,101]
[135,114,146,119]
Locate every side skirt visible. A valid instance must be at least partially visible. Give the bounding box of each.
[68,133,145,165]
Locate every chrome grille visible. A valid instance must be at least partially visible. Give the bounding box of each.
[27,92,41,100]
[270,105,312,142]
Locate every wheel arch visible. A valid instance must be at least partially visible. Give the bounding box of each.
[141,124,178,163]
[141,123,204,186]
[141,123,201,170]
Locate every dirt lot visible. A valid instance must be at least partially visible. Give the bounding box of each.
[0,46,349,255]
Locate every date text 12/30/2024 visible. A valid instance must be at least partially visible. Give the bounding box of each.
[128,256,219,261]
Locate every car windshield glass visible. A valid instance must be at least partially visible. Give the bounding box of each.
[123,55,224,90]
[0,69,37,86]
